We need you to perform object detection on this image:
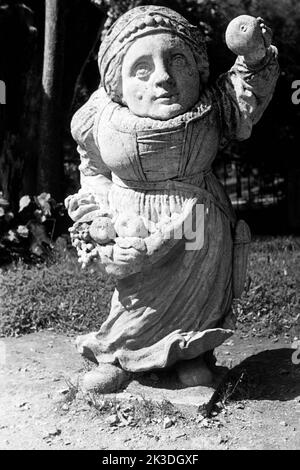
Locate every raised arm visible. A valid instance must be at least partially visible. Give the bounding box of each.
[211,16,280,146]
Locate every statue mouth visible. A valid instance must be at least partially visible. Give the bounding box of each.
[155,92,179,103]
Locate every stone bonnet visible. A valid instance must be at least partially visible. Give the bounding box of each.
[98,5,210,103]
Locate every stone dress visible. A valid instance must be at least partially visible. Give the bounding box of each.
[71,47,279,373]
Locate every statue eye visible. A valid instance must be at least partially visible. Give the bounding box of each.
[134,62,152,78]
[171,54,186,67]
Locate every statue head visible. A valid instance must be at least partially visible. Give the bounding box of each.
[98,6,209,120]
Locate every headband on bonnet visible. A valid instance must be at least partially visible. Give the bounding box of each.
[98,5,209,103]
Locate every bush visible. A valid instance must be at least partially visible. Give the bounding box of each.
[0,192,69,266]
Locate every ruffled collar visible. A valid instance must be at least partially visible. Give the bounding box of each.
[98,87,213,133]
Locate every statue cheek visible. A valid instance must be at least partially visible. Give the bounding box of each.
[185,71,200,97]
[137,83,152,103]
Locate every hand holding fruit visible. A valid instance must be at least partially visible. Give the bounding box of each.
[70,210,182,273]
[105,237,147,277]
[225,15,272,64]
[114,236,146,260]
[69,212,149,272]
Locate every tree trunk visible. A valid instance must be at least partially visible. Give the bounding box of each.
[38,0,64,200]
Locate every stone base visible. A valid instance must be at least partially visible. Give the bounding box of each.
[108,365,229,416]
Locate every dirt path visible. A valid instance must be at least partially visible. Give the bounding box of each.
[0,331,299,450]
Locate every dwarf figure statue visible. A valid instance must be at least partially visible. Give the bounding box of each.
[65,6,279,392]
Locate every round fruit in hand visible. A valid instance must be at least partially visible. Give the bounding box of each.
[225,15,264,57]
[114,214,148,238]
[89,217,116,244]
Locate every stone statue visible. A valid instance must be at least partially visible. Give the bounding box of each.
[65,6,279,393]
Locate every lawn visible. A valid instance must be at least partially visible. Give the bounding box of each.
[0,236,299,339]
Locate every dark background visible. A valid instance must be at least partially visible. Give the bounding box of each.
[0,0,299,246]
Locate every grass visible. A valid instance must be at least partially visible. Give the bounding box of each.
[234,236,300,338]
[0,243,115,337]
[0,236,299,338]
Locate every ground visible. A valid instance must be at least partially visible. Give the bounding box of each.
[1,330,299,450]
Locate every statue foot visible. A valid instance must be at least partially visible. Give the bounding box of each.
[176,355,213,387]
[82,363,129,394]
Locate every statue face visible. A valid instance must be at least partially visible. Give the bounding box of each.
[121,33,200,120]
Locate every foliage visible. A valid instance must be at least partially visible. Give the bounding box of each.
[91,0,143,39]
[0,192,68,265]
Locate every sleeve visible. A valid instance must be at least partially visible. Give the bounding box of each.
[211,45,280,147]
[71,88,112,200]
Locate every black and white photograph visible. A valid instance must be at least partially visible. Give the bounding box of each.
[0,0,299,452]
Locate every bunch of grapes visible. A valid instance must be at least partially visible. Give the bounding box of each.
[69,222,100,269]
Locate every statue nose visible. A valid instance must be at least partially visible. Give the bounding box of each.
[153,64,173,87]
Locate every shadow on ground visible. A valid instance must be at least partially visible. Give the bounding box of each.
[134,364,228,391]
[219,348,300,402]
